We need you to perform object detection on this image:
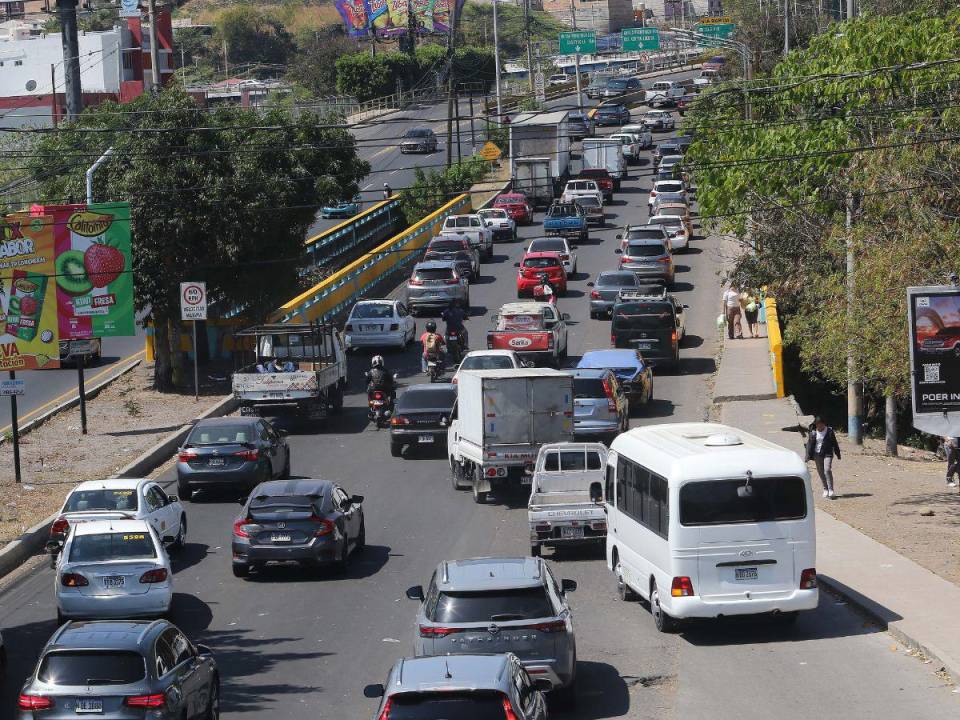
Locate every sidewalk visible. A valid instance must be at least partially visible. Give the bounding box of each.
[713,329,960,682]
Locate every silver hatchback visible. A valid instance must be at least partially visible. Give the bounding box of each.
[406,260,470,314]
[406,556,578,699]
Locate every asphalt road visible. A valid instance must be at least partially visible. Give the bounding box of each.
[4,78,958,719]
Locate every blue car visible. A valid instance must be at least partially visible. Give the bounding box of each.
[577,349,653,406]
[320,197,361,219]
[594,103,631,126]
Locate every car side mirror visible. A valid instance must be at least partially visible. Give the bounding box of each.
[162,535,176,544]
[532,678,553,693]
[513,262,520,267]
[45,540,62,554]
[277,429,288,436]
[406,585,425,601]
[364,684,386,699]
[615,248,622,254]
[351,494,364,505]
[571,245,579,250]
[562,313,570,321]
[196,643,213,656]
[589,481,603,503]
[167,495,179,504]
[561,579,578,593]
[683,304,689,309]
[616,234,622,239]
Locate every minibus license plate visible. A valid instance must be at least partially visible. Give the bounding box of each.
[735,567,758,581]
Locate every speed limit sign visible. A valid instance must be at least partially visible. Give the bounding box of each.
[180,281,207,320]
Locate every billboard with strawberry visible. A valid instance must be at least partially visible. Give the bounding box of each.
[34,202,135,340]
[0,213,60,370]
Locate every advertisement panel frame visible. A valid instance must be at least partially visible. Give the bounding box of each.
[907,284,960,435]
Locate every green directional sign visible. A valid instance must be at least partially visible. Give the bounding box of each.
[696,22,736,39]
[622,27,660,51]
[559,30,597,55]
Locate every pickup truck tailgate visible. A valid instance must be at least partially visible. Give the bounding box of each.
[487,331,553,352]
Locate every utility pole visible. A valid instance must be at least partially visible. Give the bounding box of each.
[454,90,462,162]
[445,0,459,168]
[523,0,534,93]
[222,37,229,79]
[846,0,855,19]
[569,0,583,114]
[492,0,503,121]
[405,0,417,56]
[50,63,58,126]
[147,0,162,91]
[56,0,81,119]
[783,0,789,56]
[846,191,863,445]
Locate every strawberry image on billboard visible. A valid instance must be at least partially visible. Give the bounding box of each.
[32,201,135,340]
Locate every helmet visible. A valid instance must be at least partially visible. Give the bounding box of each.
[371,355,384,368]
[426,321,437,332]
[383,182,390,188]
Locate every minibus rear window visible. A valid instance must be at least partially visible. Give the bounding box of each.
[679,476,807,525]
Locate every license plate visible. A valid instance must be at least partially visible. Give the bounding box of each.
[418,435,435,443]
[633,341,654,350]
[560,526,584,539]
[521,476,532,485]
[266,391,285,399]
[102,576,124,588]
[272,534,292,543]
[363,325,381,332]
[76,699,103,714]
[735,567,759,581]
[208,458,226,466]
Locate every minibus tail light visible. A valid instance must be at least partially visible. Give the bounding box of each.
[800,568,817,589]
[671,576,695,597]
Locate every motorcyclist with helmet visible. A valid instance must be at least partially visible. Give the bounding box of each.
[366,355,396,402]
[419,320,446,373]
[441,302,468,359]
[383,182,392,201]
[533,272,557,304]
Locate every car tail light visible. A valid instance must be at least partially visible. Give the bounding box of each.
[611,334,616,346]
[313,517,336,537]
[657,256,671,264]
[50,516,69,536]
[124,694,166,709]
[390,415,411,426]
[418,625,464,638]
[601,377,617,412]
[377,697,393,720]
[409,278,423,286]
[139,568,168,584]
[800,568,817,589]
[591,290,601,300]
[548,335,555,349]
[232,519,251,538]
[535,522,551,531]
[526,619,567,633]
[671,576,695,597]
[444,277,459,285]
[502,695,521,720]
[591,520,607,531]
[234,448,259,461]
[389,323,399,331]
[671,330,678,343]
[485,467,498,477]
[178,449,198,462]
[372,391,385,401]
[60,572,88,587]
[18,695,54,710]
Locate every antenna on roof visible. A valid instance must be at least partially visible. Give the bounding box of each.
[444,659,453,679]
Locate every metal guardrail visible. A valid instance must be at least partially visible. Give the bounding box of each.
[765,297,786,398]
[273,193,472,324]
[304,196,404,268]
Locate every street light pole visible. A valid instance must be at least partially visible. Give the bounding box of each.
[783,0,790,56]
[492,0,503,121]
[147,0,162,91]
[569,0,583,114]
[524,0,534,93]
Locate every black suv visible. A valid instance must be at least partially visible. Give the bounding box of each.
[611,294,682,371]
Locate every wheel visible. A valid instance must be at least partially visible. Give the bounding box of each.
[530,544,541,557]
[177,480,193,502]
[280,451,291,479]
[232,563,249,578]
[205,679,221,720]
[451,461,469,490]
[171,515,187,551]
[472,466,489,504]
[329,384,344,413]
[615,556,637,601]
[355,516,366,552]
[651,581,679,633]
[390,441,403,458]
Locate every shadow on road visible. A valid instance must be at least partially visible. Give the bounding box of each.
[242,544,392,583]
[552,660,632,718]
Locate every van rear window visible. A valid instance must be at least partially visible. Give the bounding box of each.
[679,476,807,526]
[613,304,674,330]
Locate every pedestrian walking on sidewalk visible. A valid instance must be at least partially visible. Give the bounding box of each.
[722,285,742,340]
[806,416,841,498]
[743,289,760,338]
[944,436,960,488]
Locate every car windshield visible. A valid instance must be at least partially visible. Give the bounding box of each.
[432,587,553,622]
[655,182,683,193]
[460,355,515,371]
[661,155,683,164]
[626,228,666,241]
[38,651,147,685]
[597,273,638,287]
[529,240,566,253]
[548,205,578,217]
[625,243,666,257]
[351,304,394,319]
[406,129,431,138]
[659,207,686,217]
[428,240,465,253]
[613,303,674,329]
[648,217,682,230]
[64,489,139,513]
[397,388,457,411]
[69,532,157,562]
[573,377,606,398]
[607,80,627,89]
[387,691,507,719]
[187,423,256,445]
[496,195,524,205]
[524,257,560,269]
[249,494,320,519]
[598,107,620,114]
[481,210,508,220]
[576,197,601,208]
[414,268,455,282]
[680,477,807,525]
[657,146,679,154]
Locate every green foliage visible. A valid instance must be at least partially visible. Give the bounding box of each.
[27,90,369,390]
[459,2,569,58]
[79,8,118,32]
[217,6,295,70]
[400,156,490,223]
[288,29,367,96]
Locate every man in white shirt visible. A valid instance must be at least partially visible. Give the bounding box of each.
[722,286,742,340]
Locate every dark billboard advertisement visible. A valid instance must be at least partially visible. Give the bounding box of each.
[908,286,960,417]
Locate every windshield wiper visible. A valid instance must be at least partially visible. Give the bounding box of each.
[86,677,127,685]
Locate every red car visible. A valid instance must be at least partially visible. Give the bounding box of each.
[577,168,615,199]
[493,192,534,225]
[516,251,567,297]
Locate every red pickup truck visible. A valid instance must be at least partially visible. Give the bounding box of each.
[486,302,570,366]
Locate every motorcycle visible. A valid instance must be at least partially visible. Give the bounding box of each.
[365,372,398,429]
[427,355,444,383]
[532,274,558,304]
[446,328,467,364]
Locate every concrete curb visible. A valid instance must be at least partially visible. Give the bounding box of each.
[0,393,238,582]
[0,358,142,447]
[713,391,778,403]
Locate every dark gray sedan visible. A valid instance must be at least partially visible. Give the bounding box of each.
[231,479,365,577]
[17,619,218,720]
[390,384,457,457]
[588,271,644,318]
[176,417,290,501]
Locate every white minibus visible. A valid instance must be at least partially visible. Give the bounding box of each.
[605,422,818,632]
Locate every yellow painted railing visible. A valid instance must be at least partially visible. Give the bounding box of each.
[765,297,785,398]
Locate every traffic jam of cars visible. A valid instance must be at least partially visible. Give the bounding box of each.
[8,66,823,720]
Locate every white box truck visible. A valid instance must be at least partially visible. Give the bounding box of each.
[510,111,572,204]
[582,138,627,190]
[512,158,554,209]
[448,368,574,504]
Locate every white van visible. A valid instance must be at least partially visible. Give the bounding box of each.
[644,80,685,104]
[604,422,818,632]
